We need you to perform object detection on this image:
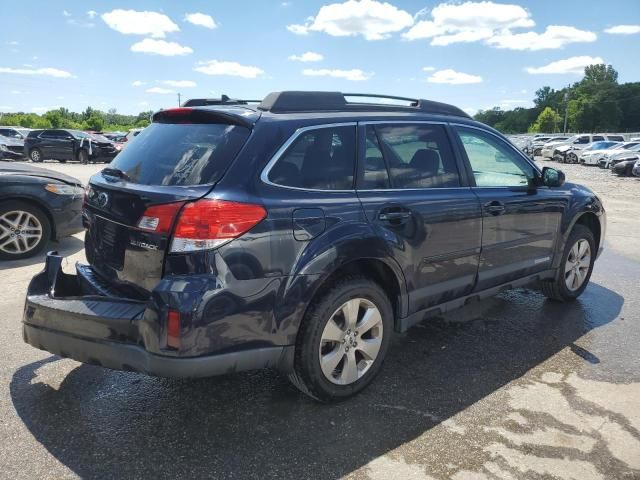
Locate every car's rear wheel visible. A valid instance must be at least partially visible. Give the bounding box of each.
[77,149,89,164]
[29,148,42,163]
[541,225,595,302]
[288,276,393,402]
[0,201,51,260]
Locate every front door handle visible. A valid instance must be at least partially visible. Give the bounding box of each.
[484,201,506,216]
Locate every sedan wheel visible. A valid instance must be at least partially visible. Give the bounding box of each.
[319,298,383,385]
[0,210,44,256]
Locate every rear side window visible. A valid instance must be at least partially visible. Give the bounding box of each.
[267,125,356,190]
[108,123,250,186]
[362,124,461,189]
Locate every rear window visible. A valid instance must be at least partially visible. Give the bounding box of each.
[108,122,250,186]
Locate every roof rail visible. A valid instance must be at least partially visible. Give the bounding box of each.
[258,91,470,118]
[182,95,261,107]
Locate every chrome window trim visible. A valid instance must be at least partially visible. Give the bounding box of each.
[450,122,543,180]
[358,120,448,126]
[260,122,358,193]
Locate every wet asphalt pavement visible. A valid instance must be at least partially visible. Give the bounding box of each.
[1,163,639,479]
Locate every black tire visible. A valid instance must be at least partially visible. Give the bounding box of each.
[288,276,394,402]
[0,200,51,260]
[59,158,67,163]
[29,148,43,163]
[541,225,595,302]
[77,149,89,164]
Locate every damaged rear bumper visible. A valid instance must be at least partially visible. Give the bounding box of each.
[22,252,290,378]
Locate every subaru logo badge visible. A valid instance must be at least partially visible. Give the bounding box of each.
[96,192,109,208]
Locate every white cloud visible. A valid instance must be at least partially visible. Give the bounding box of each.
[101,9,179,38]
[87,10,97,19]
[32,106,61,113]
[302,68,372,81]
[138,101,150,106]
[0,106,15,111]
[130,39,193,56]
[281,1,292,6]
[184,13,217,29]
[422,66,436,72]
[426,69,482,84]
[7,41,19,46]
[194,60,264,78]
[146,87,174,94]
[488,25,596,50]
[132,80,146,87]
[498,99,531,109]
[525,56,604,75]
[63,10,71,17]
[0,67,74,78]
[161,80,197,88]
[10,90,21,94]
[404,1,533,43]
[604,24,640,35]
[289,51,324,62]
[288,0,414,40]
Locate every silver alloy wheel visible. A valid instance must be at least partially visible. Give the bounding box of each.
[0,210,43,255]
[30,150,40,162]
[564,239,591,291]
[319,298,383,385]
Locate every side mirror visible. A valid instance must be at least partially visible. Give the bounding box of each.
[542,167,565,187]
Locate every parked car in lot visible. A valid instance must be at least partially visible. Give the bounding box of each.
[539,136,570,159]
[0,135,25,160]
[599,144,640,169]
[633,160,640,177]
[0,163,84,259]
[22,91,605,401]
[24,129,119,164]
[595,142,640,168]
[611,158,639,176]
[578,141,622,165]
[552,134,610,163]
[0,126,31,140]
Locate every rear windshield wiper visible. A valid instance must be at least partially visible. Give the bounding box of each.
[101,167,130,181]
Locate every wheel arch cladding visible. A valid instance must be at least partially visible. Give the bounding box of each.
[277,256,408,346]
[574,212,601,251]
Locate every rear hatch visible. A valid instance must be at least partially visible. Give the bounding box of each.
[84,109,253,297]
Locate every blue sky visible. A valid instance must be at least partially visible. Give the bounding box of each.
[1,0,639,115]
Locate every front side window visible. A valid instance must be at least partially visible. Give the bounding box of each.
[267,125,356,190]
[361,124,461,189]
[455,127,535,188]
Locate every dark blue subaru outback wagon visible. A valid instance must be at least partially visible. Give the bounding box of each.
[23,92,605,401]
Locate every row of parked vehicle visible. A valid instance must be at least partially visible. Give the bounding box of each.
[0,126,143,164]
[509,133,640,177]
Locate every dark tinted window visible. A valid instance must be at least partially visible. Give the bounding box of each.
[268,125,355,190]
[607,135,624,141]
[360,127,390,189]
[592,135,605,141]
[40,130,68,139]
[370,124,460,189]
[108,122,250,186]
[0,129,21,139]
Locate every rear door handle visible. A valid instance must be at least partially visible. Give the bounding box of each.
[378,208,412,225]
[484,201,506,216]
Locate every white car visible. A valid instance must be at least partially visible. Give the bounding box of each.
[539,137,570,159]
[594,142,640,168]
[578,141,623,165]
[598,144,640,168]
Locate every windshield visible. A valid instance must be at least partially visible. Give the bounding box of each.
[621,142,640,150]
[108,122,250,186]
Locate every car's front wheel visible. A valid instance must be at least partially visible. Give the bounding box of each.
[0,201,51,260]
[288,276,393,402]
[567,152,578,164]
[541,225,595,302]
[29,148,42,163]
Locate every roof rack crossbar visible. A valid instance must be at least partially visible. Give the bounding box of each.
[343,93,420,105]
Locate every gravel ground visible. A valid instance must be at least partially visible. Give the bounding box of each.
[0,160,638,480]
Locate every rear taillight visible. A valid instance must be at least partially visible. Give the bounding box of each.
[137,202,185,234]
[170,199,266,253]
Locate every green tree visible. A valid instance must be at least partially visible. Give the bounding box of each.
[530,107,562,133]
[85,113,106,131]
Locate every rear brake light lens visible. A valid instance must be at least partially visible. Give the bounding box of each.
[171,199,266,253]
[137,202,185,234]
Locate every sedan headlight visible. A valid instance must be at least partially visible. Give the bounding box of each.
[45,184,84,195]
